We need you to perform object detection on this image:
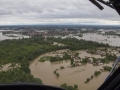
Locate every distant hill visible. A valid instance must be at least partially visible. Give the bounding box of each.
[0,25,120,30]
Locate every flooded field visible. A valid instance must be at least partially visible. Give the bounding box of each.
[0,32,29,41]
[29,50,112,90]
[59,33,120,46]
[74,33,120,46]
[1,32,120,46]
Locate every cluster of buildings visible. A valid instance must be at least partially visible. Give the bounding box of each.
[52,50,105,67]
[87,49,118,56]
[43,46,118,67]
[1,29,77,37]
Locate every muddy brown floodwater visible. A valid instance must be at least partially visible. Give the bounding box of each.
[29,50,112,90]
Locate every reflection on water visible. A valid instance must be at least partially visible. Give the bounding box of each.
[30,50,112,90]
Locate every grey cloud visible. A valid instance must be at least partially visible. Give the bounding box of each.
[0,9,13,15]
[46,9,55,13]
[0,0,119,25]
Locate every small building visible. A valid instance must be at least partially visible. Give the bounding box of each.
[98,63,103,66]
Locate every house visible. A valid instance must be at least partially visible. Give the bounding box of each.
[88,58,93,64]
[101,52,106,56]
[98,63,103,66]
[100,69,104,71]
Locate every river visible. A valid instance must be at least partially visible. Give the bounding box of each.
[29,50,112,90]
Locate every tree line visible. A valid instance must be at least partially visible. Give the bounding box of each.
[47,37,110,50]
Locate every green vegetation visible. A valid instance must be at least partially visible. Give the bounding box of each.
[63,53,71,59]
[50,56,63,62]
[105,54,117,61]
[93,57,97,63]
[54,69,60,77]
[49,53,71,62]
[87,50,96,54]
[71,58,74,65]
[81,58,88,64]
[75,53,79,57]
[92,53,117,64]
[54,70,56,74]
[103,66,112,71]
[91,75,93,79]
[39,56,50,62]
[85,78,90,83]
[85,71,101,84]
[56,73,60,77]
[60,83,79,90]
[94,71,101,76]
[0,37,66,83]
[84,75,94,84]
[60,66,65,69]
[101,58,106,63]
[0,37,66,64]
[78,34,83,37]
[47,37,110,50]
[100,54,117,63]
[10,63,16,68]
[0,68,42,84]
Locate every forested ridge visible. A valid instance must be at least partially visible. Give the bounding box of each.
[0,36,110,88]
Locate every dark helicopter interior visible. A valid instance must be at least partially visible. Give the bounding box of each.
[89,1,120,90]
[0,83,65,90]
[90,0,120,15]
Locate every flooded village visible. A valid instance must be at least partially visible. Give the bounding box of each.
[1,26,120,90]
[0,0,120,89]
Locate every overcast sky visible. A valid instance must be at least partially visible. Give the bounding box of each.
[0,0,120,25]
